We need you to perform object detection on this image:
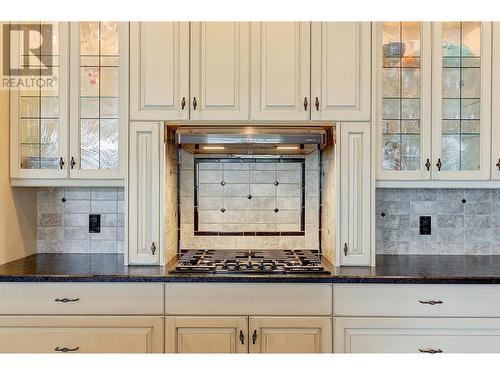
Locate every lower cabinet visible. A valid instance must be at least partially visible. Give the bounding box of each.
[165,316,332,353]
[249,317,332,353]
[335,317,500,353]
[0,316,163,353]
[165,316,248,353]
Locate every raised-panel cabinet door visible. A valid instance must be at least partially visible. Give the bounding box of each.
[165,316,248,353]
[128,122,161,265]
[432,22,491,180]
[249,317,332,353]
[130,22,189,121]
[250,22,311,121]
[311,22,371,122]
[69,22,128,180]
[190,22,250,121]
[339,123,372,266]
[375,22,432,181]
[492,22,500,180]
[335,317,500,353]
[0,316,163,353]
[9,22,70,180]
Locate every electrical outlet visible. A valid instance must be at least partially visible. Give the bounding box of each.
[89,214,101,233]
[419,216,432,236]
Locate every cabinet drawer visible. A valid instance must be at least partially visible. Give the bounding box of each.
[0,283,163,315]
[334,284,500,317]
[165,283,332,316]
[0,316,163,353]
[335,317,500,353]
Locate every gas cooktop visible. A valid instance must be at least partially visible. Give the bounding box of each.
[170,249,329,274]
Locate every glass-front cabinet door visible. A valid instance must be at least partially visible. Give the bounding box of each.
[432,22,491,180]
[10,22,69,179]
[375,22,432,180]
[69,22,128,179]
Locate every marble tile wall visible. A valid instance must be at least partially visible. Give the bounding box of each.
[179,150,321,250]
[376,188,500,255]
[37,187,125,253]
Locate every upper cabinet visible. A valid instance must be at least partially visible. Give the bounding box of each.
[190,22,250,121]
[130,22,189,121]
[250,22,311,121]
[9,21,128,185]
[432,22,491,180]
[376,22,432,181]
[70,22,128,180]
[311,22,371,121]
[376,22,493,184]
[10,22,70,180]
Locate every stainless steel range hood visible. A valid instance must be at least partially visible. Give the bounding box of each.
[175,126,328,155]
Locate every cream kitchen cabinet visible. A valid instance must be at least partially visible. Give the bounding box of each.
[376,22,493,185]
[431,22,492,181]
[128,122,162,265]
[190,22,250,121]
[335,317,500,353]
[9,21,128,186]
[165,316,248,353]
[130,22,189,121]
[338,123,372,266]
[375,22,432,181]
[492,23,500,181]
[311,22,371,122]
[165,316,331,354]
[9,22,70,182]
[249,317,332,353]
[250,22,311,121]
[0,316,163,353]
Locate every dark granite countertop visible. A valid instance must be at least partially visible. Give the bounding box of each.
[3,254,500,283]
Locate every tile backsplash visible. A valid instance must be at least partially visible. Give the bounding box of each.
[37,187,125,254]
[180,150,320,250]
[376,188,500,255]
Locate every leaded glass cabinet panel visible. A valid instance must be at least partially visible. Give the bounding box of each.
[376,22,432,180]
[432,22,491,180]
[10,22,69,179]
[69,22,128,179]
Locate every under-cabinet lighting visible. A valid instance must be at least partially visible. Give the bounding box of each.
[203,146,226,150]
[276,146,299,150]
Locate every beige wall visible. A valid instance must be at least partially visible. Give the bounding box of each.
[0,23,37,265]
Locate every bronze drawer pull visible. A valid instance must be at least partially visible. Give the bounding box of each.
[419,348,443,354]
[239,330,244,345]
[55,346,79,353]
[54,298,80,303]
[193,97,197,110]
[252,330,257,345]
[315,97,320,111]
[70,157,76,170]
[419,300,443,305]
[59,157,65,170]
[181,97,186,110]
[436,158,442,171]
[496,158,500,171]
[303,97,308,111]
[425,158,431,171]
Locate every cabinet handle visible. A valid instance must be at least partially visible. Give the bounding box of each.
[59,157,65,170]
[425,158,431,171]
[181,97,186,110]
[55,298,80,303]
[315,97,320,111]
[55,346,79,353]
[496,158,500,171]
[252,330,257,345]
[151,242,156,255]
[239,330,245,345]
[344,243,348,256]
[419,300,443,305]
[70,157,76,170]
[303,97,308,111]
[436,158,442,171]
[418,348,443,354]
[193,97,197,110]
